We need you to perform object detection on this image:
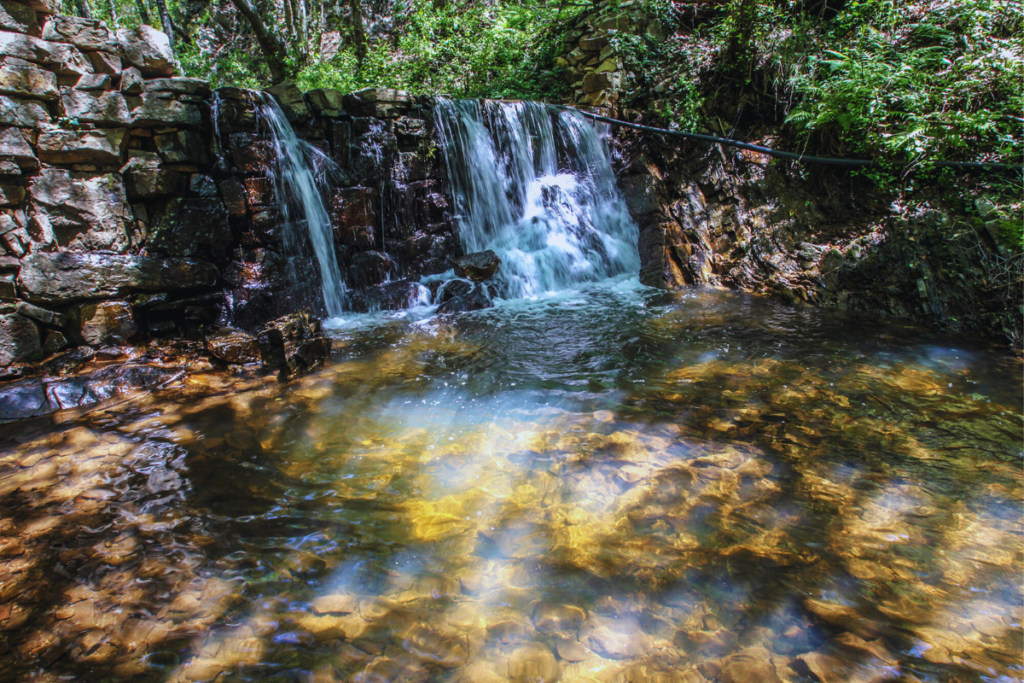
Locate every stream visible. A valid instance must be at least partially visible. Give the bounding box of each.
[0,280,1020,682]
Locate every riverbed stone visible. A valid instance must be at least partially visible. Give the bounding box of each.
[37,126,125,164]
[17,251,219,304]
[0,0,38,35]
[116,25,174,76]
[27,168,129,251]
[148,196,231,261]
[0,63,56,99]
[506,642,560,683]
[41,16,118,52]
[204,327,259,364]
[39,344,92,373]
[69,300,137,346]
[257,310,331,377]
[59,88,130,125]
[0,93,47,127]
[454,250,500,282]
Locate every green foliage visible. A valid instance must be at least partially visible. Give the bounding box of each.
[779,0,1023,166]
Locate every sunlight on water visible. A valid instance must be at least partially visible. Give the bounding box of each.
[0,284,1021,683]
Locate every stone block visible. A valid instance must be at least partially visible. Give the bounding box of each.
[243,176,273,207]
[343,87,411,118]
[0,0,38,36]
[0,311,40,365]
[0,63,57,99]
[144,77,210,97]
[579,35,608,51]
[329,186,377,248]
[218,177,246,216]
[121,151,185,198]
[41,15,117,52]
[60,88,130,125]
[27,168,129,251]
[74,72,110,90]
[0,30,92,75]
[583,71,621,93]
[0,182,23,205]
[0,93,46,127]
[263,81,309,123]
[84,48,119,74]
[37,126,125,164]
[18,251,219,304]
[131,91,203,128]
[25,0,56,15]
[0,124,35,167]
[0,271,12,298]
[119,66,142,93]
[116,24,174,77]
[148,196,231,261]
[306,88,344,117]
[153,128,209,164]
[228,132,273,173]
[69,299,137,345]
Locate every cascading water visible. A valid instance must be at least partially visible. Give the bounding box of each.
[257,96,347,317]
[433,99,640,299]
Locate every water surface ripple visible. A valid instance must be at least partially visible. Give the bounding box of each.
[0,283,1021,683]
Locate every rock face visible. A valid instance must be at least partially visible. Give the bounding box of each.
[28,169,130,251]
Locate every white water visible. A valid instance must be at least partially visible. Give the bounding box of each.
[258,96,347,317]
[433,99,640,299]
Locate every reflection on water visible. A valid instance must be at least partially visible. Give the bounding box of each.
[0,281,1021,683]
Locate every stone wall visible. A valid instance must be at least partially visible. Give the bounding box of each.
[0,4,460,368]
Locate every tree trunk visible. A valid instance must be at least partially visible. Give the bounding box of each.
[76,0,92,19]
[154,0,176,57]
[226,0,290,83]
[134,0,151,24]
[298,0,308,56]
[348,0,366,68]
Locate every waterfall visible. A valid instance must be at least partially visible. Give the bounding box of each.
[257,96,347,317]
[433,99,640,299]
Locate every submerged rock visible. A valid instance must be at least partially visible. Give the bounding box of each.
[454,250,500,282]
[205,327,260,364]
[436,284,492,315]
[257,310,331,377]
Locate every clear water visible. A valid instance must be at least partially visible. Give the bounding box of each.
[434,99,640,299]
[1,281,1020,683]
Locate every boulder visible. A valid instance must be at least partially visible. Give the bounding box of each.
[153,128,209,164]
[205,326,259,364]
[27,169,129,251]
[342,87,411,118]
[454,250,500,282]
[59,88,130,125]
[148,196,231,262]
[263,82,309,123]
[37,126,125,164]
[116,24,174,76]
[69,300,137,345]
[85,49,119,74]
[17,252,218,304]
[0,0,39,36]
[122,154,186,198]
[0,94,48,127]
[306,88,345,117]
[0,124,36,168]
[0,64,57,99]
[257,310,331,377]
[144,77,210,97]
[41,328,66,353]
[130,92,203,128]
[15,300,63,326]
[436,285,492,314]
[0,30,92,75]
[41,16,118,52]
[0,312,39,365]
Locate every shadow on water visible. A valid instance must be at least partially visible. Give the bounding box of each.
[0,283,1020,683]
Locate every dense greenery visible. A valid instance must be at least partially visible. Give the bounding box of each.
[83,0,1021,172]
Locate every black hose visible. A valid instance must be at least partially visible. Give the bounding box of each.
[559,106,1024,172]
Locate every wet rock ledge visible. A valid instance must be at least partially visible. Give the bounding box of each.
[0,4,464,379]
